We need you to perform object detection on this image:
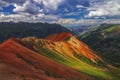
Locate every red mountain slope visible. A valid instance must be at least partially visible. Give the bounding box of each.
[22,32,103,63]
[46,32,72,41]
[46,32,103,62]
[0,38,93,80]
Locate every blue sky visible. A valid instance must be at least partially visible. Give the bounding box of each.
[0,0,120,26]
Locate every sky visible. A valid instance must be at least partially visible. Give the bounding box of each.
[0,0,120,26]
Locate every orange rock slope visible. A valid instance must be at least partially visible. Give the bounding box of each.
[22,32,103,63]
[0,38,93,80]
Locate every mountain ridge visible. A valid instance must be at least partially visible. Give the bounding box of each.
[0,37,93,80]
[18,32,116,80]
[79,24,120,67]
[0,22,72,43]
[21,32,103,64]
[0,32,118,80]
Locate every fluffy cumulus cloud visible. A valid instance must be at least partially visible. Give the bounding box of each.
[41,0,63,10]
[0,0,63,22]
[87,0,120,17]
[13,0,43,14]
[1,0,63,14]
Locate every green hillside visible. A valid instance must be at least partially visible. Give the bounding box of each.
[79,24,120,67]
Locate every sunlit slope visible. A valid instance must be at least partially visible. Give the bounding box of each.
[22,32,102,63]
[0,38,92,80]
[20,32,117,80]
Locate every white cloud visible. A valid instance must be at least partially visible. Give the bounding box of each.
[42,0,63,10]
[0,0,120,25]
[34,0,42,4]
[0,0,62,23]
[87,0,120,17]
[54,18,99,26]
[56,18,76,24]
[0,13,60,23]
[76,5,85,8]
[1,13,119,25]
[53,18,120,26]
[13,0,43,14]
[2,0,63,14]
[44,15,59,20]
[40,15,59,23]
[0,13,44,23]
[33,0,63,10]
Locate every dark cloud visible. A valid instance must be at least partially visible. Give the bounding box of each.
[2,0,26,4]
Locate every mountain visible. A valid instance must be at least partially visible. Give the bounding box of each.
[0,22,72,43]
[21,32,103,64]
[0,38,93,80]
[79,24,120,67]
[0,31,119,80]
[18,32,118,80]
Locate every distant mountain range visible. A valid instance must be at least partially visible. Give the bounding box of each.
[0,23,120,80]
[70,25,94,35]
[0,22,72,43]
[79,24,120,67]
